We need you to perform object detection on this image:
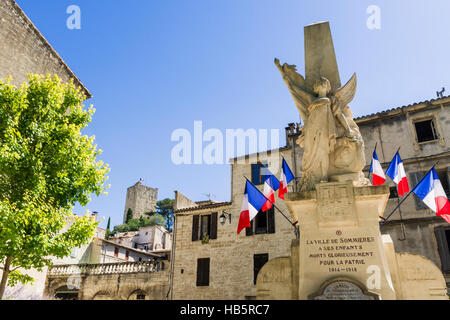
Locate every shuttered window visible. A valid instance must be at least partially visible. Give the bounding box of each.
[192,215,199,241]
[246,207,275,235]
[192,213,218,241]
[196,258,210,286]
[435,227,450,273]
[251,162,269,185]
[210,212,218,239]
[254,254,269,284]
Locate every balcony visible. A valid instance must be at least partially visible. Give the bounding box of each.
[48,260,165,276]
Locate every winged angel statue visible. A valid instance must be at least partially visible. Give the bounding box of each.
[275,58,369,191]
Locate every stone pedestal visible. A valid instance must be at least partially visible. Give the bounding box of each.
[255,182,449,300]
[286,182,395,300]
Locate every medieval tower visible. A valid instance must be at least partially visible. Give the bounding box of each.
[123,180,158,223]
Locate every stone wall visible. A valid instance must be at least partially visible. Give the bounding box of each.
[172,157,297,300]
[45,261,170,300]
[0,0,90,96]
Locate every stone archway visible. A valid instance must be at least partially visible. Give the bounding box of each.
[92,291,114,300]
[54,285,79,300]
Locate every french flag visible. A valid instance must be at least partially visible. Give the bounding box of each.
[279,158,295,200]
[412,167,450,223]
[237,180,267,234]
[370,149,386,186]
[386,152,409,196]
[262,173,280,212]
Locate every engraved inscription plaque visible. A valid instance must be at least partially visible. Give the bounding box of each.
[309,278,379,300]
[316,182,357,227]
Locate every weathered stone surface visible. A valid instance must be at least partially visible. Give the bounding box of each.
[123,181,158,223]
[0,0,90,96]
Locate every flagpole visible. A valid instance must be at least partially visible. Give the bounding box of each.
[243,175,299,238]
[380,161,439,227]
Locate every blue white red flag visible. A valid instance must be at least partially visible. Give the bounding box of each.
[385,152,409,196]
[412,168,450,223]
[279,158,295,200]
[237,180,267,234]
[262,172,280,212]
[370,149,386,186]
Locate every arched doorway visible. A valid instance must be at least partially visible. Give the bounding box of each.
[54,286,79,300]
[128,289,148,300]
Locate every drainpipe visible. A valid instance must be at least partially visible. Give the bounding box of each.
[167,212,177,300]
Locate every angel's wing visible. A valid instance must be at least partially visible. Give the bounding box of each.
[275,60,313,122]
[333,73,357,106]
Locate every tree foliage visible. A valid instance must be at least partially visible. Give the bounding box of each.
[0,74,110,298]
[112,214,166,234]
[155,198,175,231]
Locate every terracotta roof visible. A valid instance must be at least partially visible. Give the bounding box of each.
[174,201,232,213]
[354,95,450,123]
[99,238,163,258]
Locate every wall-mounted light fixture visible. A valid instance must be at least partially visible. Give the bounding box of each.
[219,211,232,225]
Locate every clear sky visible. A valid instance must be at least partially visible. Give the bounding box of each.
[15,0,450,229]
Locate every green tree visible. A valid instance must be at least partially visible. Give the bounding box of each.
[0,75,109,298]
[112,214,166,234]
[155,198,175,231]
[105,217,111,240]
[126,208,133,223]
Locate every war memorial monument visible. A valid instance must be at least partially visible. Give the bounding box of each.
[254,22,448,300]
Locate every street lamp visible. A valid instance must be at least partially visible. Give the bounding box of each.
[219,211,232,225]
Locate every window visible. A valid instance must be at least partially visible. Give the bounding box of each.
[200,215,210,238]
[251,162,269,185]
[414,119,438,143]
[196,258,210,286]
[114,247,119,257]
[389,186,398,199]
[435,227,450,273]
[133,242,137,249]
[138,257,142,262]
[411,169,449,209]
[192,213,218,241]
[125,251,129,261]
[246,208,275,236]
[254,254,269,284]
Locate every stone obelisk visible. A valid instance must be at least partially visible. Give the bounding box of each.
[304,21,341,93]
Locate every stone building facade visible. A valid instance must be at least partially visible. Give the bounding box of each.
[0,0,90,97]
[123,180,159,223]
[171,95,450,299]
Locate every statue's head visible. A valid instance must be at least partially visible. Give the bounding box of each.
[313,77,331,97]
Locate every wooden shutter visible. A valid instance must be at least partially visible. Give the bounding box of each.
[251,164,260,185]
[192,215,199,241]
[210,212,218,240]
[434,227,450,272]
[267,207,275,234]
[196,258,210,286]
[410,172,427,210]
[246,219,254,236]
[253,254,269,284]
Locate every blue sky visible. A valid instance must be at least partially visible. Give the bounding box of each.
[15,0,450,229]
